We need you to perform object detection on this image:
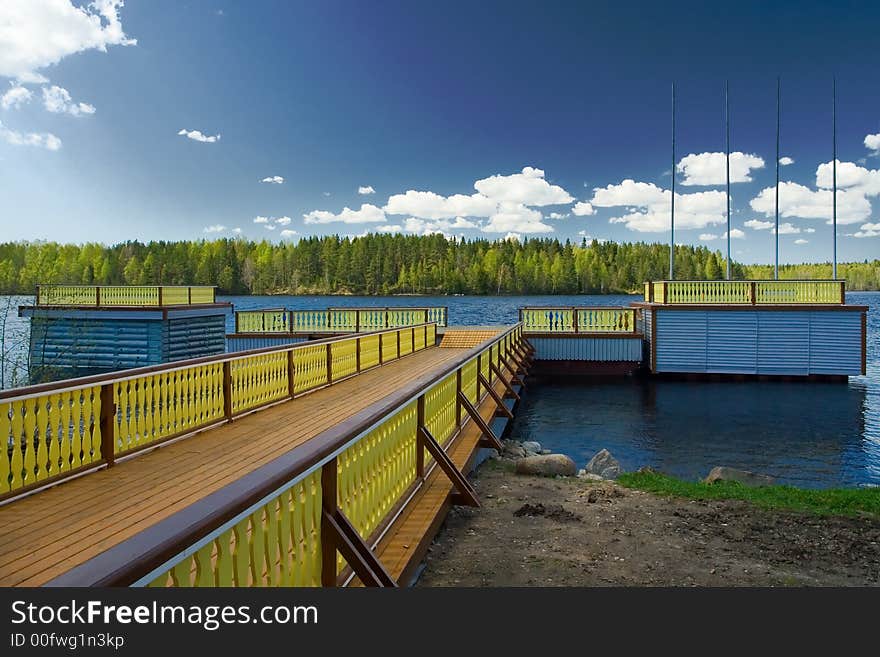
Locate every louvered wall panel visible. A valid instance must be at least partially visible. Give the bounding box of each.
[655,311,708,373]
[808,312,862,375]
[707,311,758,374]
[531,337,643,361]
[652,307,863,376]
[757,312,809,375]
[166,315,227,361]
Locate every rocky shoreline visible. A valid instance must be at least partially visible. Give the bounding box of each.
[415,441,880,587]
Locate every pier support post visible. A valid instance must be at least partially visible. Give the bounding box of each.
[320,458,397,587]
[99,383,116,467]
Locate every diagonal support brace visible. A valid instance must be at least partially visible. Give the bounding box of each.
[458,390,503,451]
[499,354,526,387]
[478,372,513,419]
[490,361,521,401]
[513,342,533,365]
[322,509,397,587]
[419,427,480,507]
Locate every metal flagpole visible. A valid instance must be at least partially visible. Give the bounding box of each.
[775,77,780,280]
[726,81,731,280]
[832,76,837,279]
[669,82,675,280]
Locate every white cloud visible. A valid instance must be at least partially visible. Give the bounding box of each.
[253,216,270,224]
[591,179,727,232]
[774,222,801,235]
[473,166,573,206]
[503,232,522,242]
[0,0,136,82]
[0,119,61,150]
[275,216,291,226]
[371,165,575,235]
[549,212,569,219]
[750,181,871,225]
[865,133,880,155]
[395,216,477,236]
[815,160,880,196]
[264,224,275,231]
[698,229,742,241]
[261,175,284,184]
[482,203,552,234]
[358,185,375,195]
[1,83,32,109]
[854,222,880,238]
[42,85,95,116]
[303,203,386,225]
[178,128,220,143]
[805,227,815,233]
[203,224,226,233]
[322,191,331,197]
[231,227,242,234]
[572,201,594,216]
[794,238,808,244]
[384,190,497,220]
[280,229,298,238]
[368,224,403,234]
[677,151,765,186]
[745,219,774,230]
[779,156,794,166]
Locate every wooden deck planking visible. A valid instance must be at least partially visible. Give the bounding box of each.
[0,346,468,586]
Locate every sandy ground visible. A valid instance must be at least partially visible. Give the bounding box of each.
[416,460,880,587]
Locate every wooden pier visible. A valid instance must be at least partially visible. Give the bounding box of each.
[0,320,531,587]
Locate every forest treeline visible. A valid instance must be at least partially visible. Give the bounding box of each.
[1,236,878,295]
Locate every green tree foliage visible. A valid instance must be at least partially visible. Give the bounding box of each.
[0,237,877,295]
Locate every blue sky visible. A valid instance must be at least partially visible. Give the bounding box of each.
[1,0,879,264]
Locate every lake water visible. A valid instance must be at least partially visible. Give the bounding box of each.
[2,292,877,488]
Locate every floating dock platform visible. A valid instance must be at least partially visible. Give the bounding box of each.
[19,285,231,382]
[638,280,866,380]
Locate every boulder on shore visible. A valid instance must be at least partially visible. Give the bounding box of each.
[703,466,775,487]
[522,441,542,454]
[515,454,576,477]
[501,441,526,458]
[584,449,622,480]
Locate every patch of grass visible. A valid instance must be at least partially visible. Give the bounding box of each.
[617,471,880,518]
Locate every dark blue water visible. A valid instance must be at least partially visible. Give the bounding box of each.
[4,292,878,488]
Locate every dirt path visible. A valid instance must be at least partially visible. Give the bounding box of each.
[416,460,880,587]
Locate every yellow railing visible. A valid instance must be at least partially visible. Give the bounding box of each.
[136,323,524,588]
[235,307,448,334]
[645,280,845,305]
[520,307,638,333]
[36,285,217,306]
[0,323,438,500]
[236,309,290,333]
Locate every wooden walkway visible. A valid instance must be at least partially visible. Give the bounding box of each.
[0,345,475,587]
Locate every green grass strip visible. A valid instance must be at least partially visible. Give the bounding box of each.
[617,471,880,518]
